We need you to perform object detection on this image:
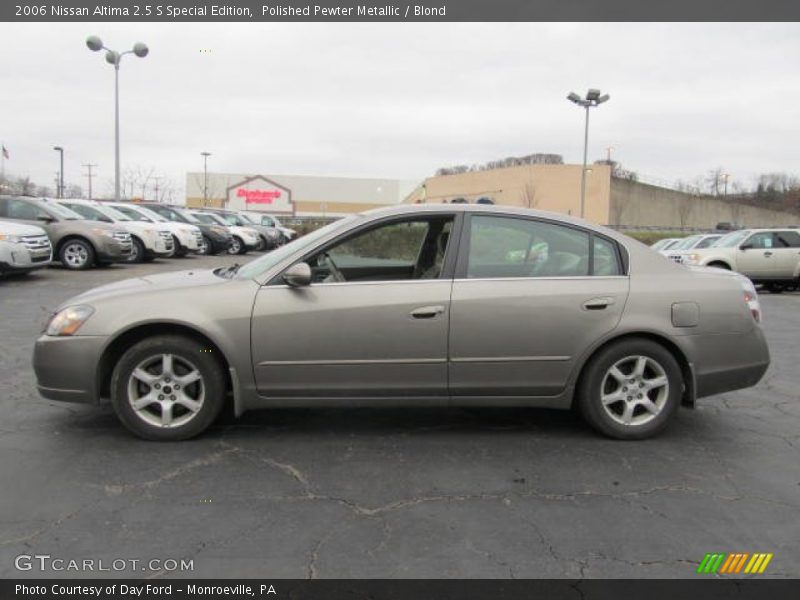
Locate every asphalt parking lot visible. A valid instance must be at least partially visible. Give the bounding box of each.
[1,256,798,579]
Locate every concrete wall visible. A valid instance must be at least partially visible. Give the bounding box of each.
[610,179,799,229]
[407,164,613,225]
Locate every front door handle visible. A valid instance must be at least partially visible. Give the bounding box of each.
[763,251,773,257]
[582,297,615,311]
[410,305,445,319]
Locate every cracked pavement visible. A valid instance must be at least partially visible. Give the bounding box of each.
[1,255,798,578]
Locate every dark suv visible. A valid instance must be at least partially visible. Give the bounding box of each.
[138,203,232,256]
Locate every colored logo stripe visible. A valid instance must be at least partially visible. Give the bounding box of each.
[697,552,773,574]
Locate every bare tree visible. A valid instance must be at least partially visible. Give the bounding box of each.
[705,167,727,196]
[63,184,84,199]
[676,194,695,228]
[519,181,538,208]
[11,176,36,196]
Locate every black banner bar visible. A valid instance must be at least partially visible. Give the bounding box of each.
[3,579,800,600]
[4,0,800,22]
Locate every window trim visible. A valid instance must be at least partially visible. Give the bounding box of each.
[454,212,628,280]
[266,211,464,286]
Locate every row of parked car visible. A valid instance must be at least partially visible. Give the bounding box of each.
[0,195,297,275]
[652,228,800,292]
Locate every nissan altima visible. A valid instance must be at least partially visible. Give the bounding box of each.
[33,204,770,441]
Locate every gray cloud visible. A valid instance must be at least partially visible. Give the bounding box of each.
[0,22,798,197]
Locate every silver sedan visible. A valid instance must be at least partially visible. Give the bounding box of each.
[33,204,770,441]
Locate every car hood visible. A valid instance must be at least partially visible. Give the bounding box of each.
[0,220,47,236]
[61,269,230,308]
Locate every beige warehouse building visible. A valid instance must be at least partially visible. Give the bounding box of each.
[407,164,797,229]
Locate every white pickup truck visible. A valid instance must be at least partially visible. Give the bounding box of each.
[680,228,800,292]
[0,219,53,276]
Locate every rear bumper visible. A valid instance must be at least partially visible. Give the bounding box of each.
[692,326,771,399]
[33,335,108,404]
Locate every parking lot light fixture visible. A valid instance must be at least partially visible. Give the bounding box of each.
[201,152,212,206]
[53,146,64,198]
[567,88,611,219]
[86,35,149,202]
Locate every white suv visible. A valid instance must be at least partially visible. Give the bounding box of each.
[681,228,800,292]
[0,219,53,275]
[57,199,174,263]
[108,203,202,257]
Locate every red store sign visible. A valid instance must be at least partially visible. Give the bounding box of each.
[237,188,282,204]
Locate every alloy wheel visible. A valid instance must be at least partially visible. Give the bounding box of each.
[599,355,669,427]
[228,238,241,255]
[126,353,205,428]
[63,243,89,268]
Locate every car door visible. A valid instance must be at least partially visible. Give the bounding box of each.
[767,231,800,277]
[737,232,776,277]
[250,213,459,399]
[448,214,629,398]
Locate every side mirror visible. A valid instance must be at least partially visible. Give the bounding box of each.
[283,262,311,287]
[36,215,55,223]
[740,243,752,251]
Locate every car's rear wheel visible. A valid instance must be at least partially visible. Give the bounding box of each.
[59,238,95,270]
[578,339,682,440]
[110,335,226,441]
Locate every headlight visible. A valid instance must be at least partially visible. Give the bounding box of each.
[0,234,22,243]
[142,228,156,234]
[46,305,95,336]
[684,253,701,265]
[92,228,115,238]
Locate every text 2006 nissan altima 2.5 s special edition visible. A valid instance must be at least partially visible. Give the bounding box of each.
[33,205,770,441]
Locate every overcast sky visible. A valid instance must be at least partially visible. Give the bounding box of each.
[1,22,799,199]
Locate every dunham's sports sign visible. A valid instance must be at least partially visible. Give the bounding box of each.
[226,175,293,215]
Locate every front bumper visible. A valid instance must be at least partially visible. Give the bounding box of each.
[33,335,108,404]
[96,237,132,262]
[0,242,51,272]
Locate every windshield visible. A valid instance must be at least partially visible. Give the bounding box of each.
[672,235,702,251]
[112,204,153,222]
[236,216,358,280]
[62,203,108,222]
[43,201,83,220]
[191,212,223,225]
[695,235,721,249]
[97,205,132,221]
[175,208,201,224]
[221,213,245,226]
[714,230,751,248]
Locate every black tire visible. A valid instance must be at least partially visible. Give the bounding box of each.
[764,283,784,294]
[171,235,188,257]
[59,238,95,270]
[127,237,145,263]
[110,335,226,441]
[257,235,268,252]
[707,261,731,270]
[197,235,213,256]
[228,236,243,255]
[577,338,682,440]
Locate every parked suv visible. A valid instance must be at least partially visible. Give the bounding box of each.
[137,203,232,256]
[200,208,282,251]
[0,219,52,276]
[57,199,173,263]
[0,196,132,270]
[682,228,800,292]
[106,202,202,257]
[241,211,297,243]
[188,210,260,255]
[663,233,721,264]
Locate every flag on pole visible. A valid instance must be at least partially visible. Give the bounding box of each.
[1,145,8,159]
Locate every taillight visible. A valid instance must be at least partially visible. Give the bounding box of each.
[741,282,761,323]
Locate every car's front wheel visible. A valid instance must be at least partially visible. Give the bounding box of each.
[59,238,95,270]
[127,237,145,263]
[228,236,243,255]
[110,335,226,441]
[577,339,682,440]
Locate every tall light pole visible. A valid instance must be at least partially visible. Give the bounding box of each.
[53,146,64,198]
[86,35,149,202]
[82,163,97,199]
[201,152,211,206]
[567,88,610,219]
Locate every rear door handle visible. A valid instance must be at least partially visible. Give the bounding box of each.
[582,297,615,310]
[410,305,445,319]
